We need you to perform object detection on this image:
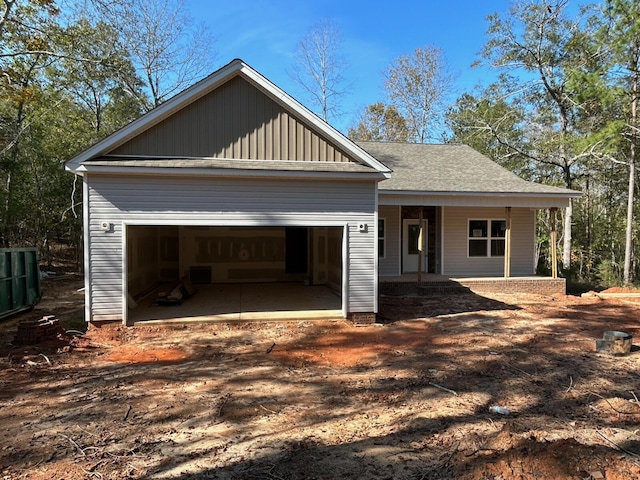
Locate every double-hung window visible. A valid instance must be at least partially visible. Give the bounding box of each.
[378,218,385,258]
[468,219,506,257]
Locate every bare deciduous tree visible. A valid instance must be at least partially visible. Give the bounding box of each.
[384,45,454,143]
[89,0,217,109]
[290,19,348,122]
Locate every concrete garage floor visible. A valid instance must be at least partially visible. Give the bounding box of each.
[128,283,343,325]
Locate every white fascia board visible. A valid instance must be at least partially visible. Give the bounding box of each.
[76,164,388,181]
[378,192,574,208]
[379,189,580,199]
[66,59,391,175]
[123,218,353,227]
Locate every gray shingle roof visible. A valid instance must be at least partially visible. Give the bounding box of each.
[85,157,379,174]
[357,142,578,196]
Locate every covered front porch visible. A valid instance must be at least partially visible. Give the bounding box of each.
[378,203,564,293]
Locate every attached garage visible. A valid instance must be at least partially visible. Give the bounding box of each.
[125,224,345,323]
[67,59,390,325]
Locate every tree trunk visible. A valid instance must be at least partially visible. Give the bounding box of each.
[1,171,13,247]
[563,200,572,271]
[624,152,635,284]
[2,102,23,247]
[585,174,591,262]
[560,141,572,273]
[623,56,638,285]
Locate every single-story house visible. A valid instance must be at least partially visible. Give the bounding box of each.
[65,59,579,325]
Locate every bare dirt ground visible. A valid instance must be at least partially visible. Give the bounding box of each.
[1,276,640,480]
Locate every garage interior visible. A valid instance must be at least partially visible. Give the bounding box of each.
[125,225,343,324]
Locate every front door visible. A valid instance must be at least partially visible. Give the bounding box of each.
[402,219,427,273]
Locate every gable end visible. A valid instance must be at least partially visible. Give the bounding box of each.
[110,76,354,163]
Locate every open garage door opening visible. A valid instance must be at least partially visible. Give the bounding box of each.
[125,225,344,324]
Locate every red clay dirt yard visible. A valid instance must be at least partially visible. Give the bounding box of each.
[1,276,640,479]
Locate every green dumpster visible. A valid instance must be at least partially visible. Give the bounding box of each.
[0,248,42,319]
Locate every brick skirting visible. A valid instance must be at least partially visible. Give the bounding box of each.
[349,312,377,324]
[458,278,566,296]
[380,277,566,297]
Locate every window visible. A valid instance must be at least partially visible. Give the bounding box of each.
[407,223,421,255]
[378,218,385,258]
[468,219,506,257]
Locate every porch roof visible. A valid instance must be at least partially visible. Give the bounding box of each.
[358,142,579,197]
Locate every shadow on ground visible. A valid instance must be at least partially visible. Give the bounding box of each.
[1,291,639,479]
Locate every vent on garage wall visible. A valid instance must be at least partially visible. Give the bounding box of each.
[189,266,212,285]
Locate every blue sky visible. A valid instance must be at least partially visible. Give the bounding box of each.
[187,0,589,132]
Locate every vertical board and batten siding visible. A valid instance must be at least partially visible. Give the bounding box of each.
[442,206,535,277]
[378,205,401,276]
[111,76,353,163]
[86,174,377,321]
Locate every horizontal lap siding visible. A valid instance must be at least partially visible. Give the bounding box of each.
[442,206,535,277]
[87,174,377,321]
[347,222,376,311]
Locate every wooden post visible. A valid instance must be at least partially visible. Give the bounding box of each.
[417,208,423,283]
[550,207,558,279]
[504,207,512,278]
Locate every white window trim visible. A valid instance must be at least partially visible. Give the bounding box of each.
[378,217,386,259]
[467,218,506,258]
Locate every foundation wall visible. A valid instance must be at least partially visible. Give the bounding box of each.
[380,278,566,297]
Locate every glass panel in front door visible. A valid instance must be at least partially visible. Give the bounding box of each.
[408,224,421,254]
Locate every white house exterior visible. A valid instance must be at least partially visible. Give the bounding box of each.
[361,142,577,279]
[66,59,578,325]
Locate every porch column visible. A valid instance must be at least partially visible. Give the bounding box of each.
[550,207,558,279]
[417,208,423,282]
[504,207,512,278]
